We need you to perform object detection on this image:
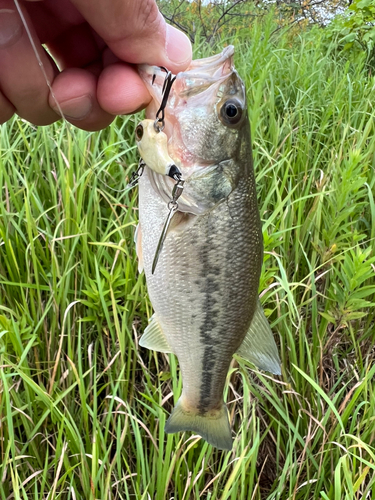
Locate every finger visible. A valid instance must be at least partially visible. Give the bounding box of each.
[0,1,59,125]
[98,63,151,115]
[50,68,114,131]
[69,0,192,73]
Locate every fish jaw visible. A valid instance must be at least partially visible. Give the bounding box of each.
[138,45,235,122]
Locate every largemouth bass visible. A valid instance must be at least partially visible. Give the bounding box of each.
[135,46,280,451]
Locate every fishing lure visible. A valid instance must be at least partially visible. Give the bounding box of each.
[134,68,185,274]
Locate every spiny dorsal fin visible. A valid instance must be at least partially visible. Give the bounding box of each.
[139,314,173,353]
[237,300,281,375]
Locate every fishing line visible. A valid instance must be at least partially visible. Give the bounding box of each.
[11,2,178,198]
[12,0,136,195]
[13,0,68,125]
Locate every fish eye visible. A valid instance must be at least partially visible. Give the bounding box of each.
[219,98,244,127]
[135,123,143,141]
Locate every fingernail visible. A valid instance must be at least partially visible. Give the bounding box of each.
[57,95,93,121]
[165,24,192,66]
[0,9,23,49]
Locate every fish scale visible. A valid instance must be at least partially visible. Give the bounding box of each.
[136,46,280,450]
[139,164,261,415]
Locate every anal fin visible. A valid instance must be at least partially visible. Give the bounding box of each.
[139,314,173,353]
[237,299,281,375]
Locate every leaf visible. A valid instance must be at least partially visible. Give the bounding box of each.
[343,311,367,321]
[79,316,97,322]
[344,42,354,51]
[340,33,357,43]
[80,300,97,308]
[319,311,336,323]
[363,30,375,42]
[357,0,373,9]
[349,286,375,299]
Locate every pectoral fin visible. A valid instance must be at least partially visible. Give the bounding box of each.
[237,300,281,375]
[139,314,173,353]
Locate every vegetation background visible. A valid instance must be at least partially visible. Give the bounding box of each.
[1,0,375,498]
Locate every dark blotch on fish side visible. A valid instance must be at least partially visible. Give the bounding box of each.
[198,347,215,414]
[198,234,224,411]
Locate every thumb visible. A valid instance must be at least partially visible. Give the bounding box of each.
[70,0,192,72]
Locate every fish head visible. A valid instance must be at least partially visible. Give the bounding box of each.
[138,46,251,214]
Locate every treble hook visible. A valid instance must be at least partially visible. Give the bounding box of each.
[152,66,176,133]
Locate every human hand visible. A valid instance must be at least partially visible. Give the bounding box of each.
[0,0,192,130]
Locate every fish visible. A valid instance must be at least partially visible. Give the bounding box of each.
[135,46,281,451]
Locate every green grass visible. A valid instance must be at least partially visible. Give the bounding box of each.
[1,16,375,500]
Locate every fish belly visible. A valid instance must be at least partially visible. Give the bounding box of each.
[138,166,262,413]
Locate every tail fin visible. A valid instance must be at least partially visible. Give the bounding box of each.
[164,398,233,450]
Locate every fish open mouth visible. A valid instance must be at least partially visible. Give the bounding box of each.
[138,46,238,169]
[138,45,235,137]
[139,44,234,98]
